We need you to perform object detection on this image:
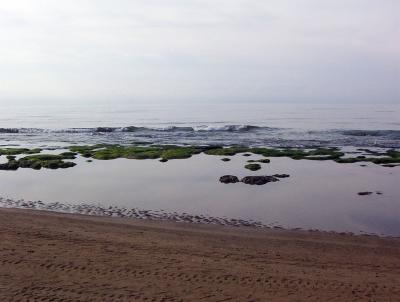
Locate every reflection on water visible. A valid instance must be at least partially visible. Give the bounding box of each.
[0,153,399,236]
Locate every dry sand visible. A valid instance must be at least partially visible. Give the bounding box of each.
[0,208,399,302]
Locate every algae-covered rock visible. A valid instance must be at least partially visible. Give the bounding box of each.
[0,148,42,156]
[241,176,279,185]
[0,160,19,170]
[59,152,77,159]
[244,163,261,171]
[257,158,271,163]
[17,154,76,170]
[160,147,197,160]
[219,175,240,184]
[205,147,248,156]
[247,159,270,164]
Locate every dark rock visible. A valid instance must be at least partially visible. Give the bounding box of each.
[241,176,279,185]
[358,192,373,196]
[247,158,270,164]
[159,158,168,162]
[221,158,231,162]
[219,175,240,184]
[244,163,261,171]
[242,153,252,157]
[0,160,19,170]
[273,174,290,178]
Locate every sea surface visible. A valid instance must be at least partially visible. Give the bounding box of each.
[0,102,399,148]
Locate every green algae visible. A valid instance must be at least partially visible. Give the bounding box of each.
[204,146,343,161]
[70,144,399,166]
[0,144,398,171]
[0,148,42,156]
[69,144,111,158]
[70,145,204,161]
[204,147,248,156]
[161,147,199,160]
[334,149,400,165]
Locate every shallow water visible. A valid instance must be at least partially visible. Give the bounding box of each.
[0,153,399,236]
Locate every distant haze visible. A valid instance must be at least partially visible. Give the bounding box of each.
[0,0,399,104]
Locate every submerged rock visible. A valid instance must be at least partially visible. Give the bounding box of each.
[241,176,279,185]
[358,192,373,196]
[382,164,399,168]
[247,159,270,164]
[273,174,290,178]
[244,163,261,171]
[221,158,231,162]
[219,175,240,184]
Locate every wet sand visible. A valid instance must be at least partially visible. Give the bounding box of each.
[0,208,400,301]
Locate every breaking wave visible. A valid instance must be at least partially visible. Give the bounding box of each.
[0,126,399,149]
[0,124,266,134]
[341,130,400,139]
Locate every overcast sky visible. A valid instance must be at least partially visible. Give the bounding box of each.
[0,0,399,104]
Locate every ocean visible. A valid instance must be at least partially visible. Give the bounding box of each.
[0,102,399,148]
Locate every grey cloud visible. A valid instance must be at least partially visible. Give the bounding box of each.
[0,0,398,103]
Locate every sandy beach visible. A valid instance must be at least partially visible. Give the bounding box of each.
[0,208,399,301]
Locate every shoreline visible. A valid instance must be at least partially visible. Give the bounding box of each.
[1,207,400,301]
[1,197,396,238]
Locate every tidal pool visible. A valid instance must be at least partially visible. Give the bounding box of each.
[0,153,399,236]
